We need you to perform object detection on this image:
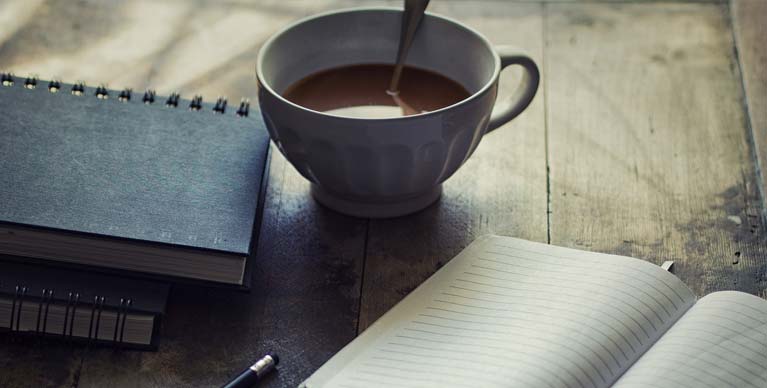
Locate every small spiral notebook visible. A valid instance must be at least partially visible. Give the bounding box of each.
[0,75,271,287]
[0,259,169,350]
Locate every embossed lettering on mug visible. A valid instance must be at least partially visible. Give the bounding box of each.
[282,64,470,118]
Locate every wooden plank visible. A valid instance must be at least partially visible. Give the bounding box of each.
[546,2,767,298]
[0,3,127,387]
[392,0,730,2]
[504,0,727,2]
[0,1,369,387]
[2,1,763,387]
[359,2,548,331]
[0,0,330,98]
[732,0,767,223]
[0,339,82,388]
[76,149,368,388]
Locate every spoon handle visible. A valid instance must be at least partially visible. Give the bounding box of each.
[388,0,430,93]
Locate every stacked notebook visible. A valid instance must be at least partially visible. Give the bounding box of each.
[0,75,271,348]
[0,260,168,349]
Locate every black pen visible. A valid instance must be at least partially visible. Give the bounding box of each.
[222,354,279,388]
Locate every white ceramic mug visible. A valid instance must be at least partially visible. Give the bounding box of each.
[257,7,539,218]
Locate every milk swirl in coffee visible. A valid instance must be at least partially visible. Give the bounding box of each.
[282,64,470,118]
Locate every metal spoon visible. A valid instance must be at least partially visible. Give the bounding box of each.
[387,0,430,95]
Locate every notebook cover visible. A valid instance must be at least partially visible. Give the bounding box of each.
[0,258,170,350]
[0,75,270,257]
[0,147,269,290]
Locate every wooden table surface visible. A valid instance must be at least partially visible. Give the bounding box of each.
[1,0,765,387]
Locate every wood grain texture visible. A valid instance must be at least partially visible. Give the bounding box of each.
[732,0,767,222]
[76,148,368,388]
[1,0,765,387]
[0,338,82,388]
[546,2,767,297]
[0,0,368,100]
[358,2,548,331]
[0,1,368,387]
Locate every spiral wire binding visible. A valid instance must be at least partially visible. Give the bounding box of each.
[86,296,98,344]
[213,97,227,114]
[10,286,28,332]
[9,286,19,330]
[1,72,14,86]
[87,295,105,344]
[112,297,133,348]
[189,95,203,111]
[35,288,46,333]
[113,298,125,344]
[43,290,53,334]
[166,92,180,107]
[35,288,54,336]
[24,76,37,89]
[118,88,131,102]
[120,299,132,346]
[1,282,139,346]
[71,81,85,96]
[93,296,105,343]
[16,287,26,331]
[237,98,250,117]
[48,80,61,93]
[66,293,80,342]
[143,89,156,104]
[95,85,109,99]
[62,292,73,337]
[1,74,254,117]
[8,286,16,329]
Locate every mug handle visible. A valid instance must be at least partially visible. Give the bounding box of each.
[486,46,540,132]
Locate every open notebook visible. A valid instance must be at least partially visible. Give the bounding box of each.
[301,235,767,388]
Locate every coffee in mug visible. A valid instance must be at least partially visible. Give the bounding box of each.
[282,64,470,118]
[257,8,540,218]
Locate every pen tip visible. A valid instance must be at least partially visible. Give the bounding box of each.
[269,353,280,365]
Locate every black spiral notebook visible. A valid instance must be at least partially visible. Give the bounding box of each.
[0,75,270,287]
[0,259,169,350]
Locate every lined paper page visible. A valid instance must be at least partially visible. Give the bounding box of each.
[302,235,696,388]
[613,291,767,388]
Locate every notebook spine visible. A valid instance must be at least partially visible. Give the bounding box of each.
[4,282,136,348]
[0,73,251,117]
